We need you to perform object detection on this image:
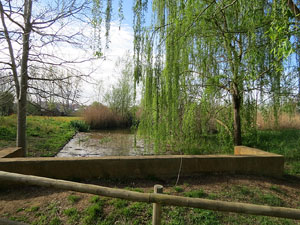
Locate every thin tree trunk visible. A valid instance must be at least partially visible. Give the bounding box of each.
[287,0,300,21]
[17,97,27,155]
[16,0,33,155]
[232,83,242,146]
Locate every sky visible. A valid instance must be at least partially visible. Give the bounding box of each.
[80,23,134,104]
[0,0,154,105]
[79,0,154,104]
[80,0,137,104]
[0,0,141,105]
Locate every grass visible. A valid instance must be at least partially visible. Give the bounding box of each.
[64,207,80,224]
[0,115,80,157]
[9,202,64,225]
[173,186,184,193]
[184,189,207,198]
[67,195,81,204]
[82,197,105,225]
[244,129,300,176]
[2,179,300,225]
[98,136,112,144]
[70,120,90,132]
[110,198,129,208]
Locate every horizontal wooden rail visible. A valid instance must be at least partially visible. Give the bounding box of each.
[0,171,300,220]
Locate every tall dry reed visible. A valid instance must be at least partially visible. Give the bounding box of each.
[83,104,128,129]
[257,112,300,130]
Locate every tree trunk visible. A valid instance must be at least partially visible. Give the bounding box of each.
[16,96,27,156]
[16,0,33,156]
[232,84,242,146]
[287,0,300,21]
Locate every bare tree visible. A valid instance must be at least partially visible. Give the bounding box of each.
[0,72,14,116]
[29,66,82,115]
[0,0,96,154]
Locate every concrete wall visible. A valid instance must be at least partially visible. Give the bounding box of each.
[234,146,282,156]
[0,146,284,187]
[0,147,24,158]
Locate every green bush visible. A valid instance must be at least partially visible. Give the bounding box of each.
[0,126,16,140]
[70,120,90,132]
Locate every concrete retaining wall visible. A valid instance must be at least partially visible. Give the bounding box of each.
[0,147,24,158]
[0,146,284,187]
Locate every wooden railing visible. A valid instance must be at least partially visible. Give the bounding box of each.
[0,171,300,225]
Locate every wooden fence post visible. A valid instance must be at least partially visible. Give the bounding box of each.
[152,184,163,225]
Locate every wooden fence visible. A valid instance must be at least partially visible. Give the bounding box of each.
[0,171,300,224]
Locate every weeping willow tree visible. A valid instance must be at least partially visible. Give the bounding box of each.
[133,0,299,153]
[91,0,125,53]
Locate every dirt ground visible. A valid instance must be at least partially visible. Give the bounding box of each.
[1,174,300,224]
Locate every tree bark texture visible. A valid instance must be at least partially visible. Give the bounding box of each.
[16,0,33,155]
[232,84,242,146]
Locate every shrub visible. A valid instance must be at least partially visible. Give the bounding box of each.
[83,103,129,129]
[70,120,90,132]
[0,126,16,140]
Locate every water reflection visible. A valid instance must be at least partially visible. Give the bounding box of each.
[56,130,153,157]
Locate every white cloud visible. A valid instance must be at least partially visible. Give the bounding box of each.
[0,4,134,105]
[80,23,134,104]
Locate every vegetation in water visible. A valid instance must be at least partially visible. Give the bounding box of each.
[83,102,131,130]
[70,120,90,132]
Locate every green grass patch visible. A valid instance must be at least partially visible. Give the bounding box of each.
[232,185,255,198]
[244,129,300,176]
[27,206,40,212]
[9,215,30,223]
[82,199,105,225]
[257,193,285,207]
[173,186,184,193]
[0,115,79,156]
[270,185,286,195]
[124,187,144,193]
[2,183,299,225]
[110,198,129,209]
[184,189,207,198]
[99,136,112,144]
[49,217,62,225]
[207,193,218,200]
[64,207,80,224]
[70,120,90,132]
[89,195,101,204]
[16,208,25,213]
[67,195,81,204]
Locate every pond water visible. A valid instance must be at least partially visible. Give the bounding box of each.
[56,130,154,157]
